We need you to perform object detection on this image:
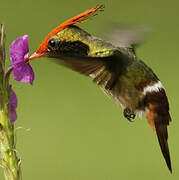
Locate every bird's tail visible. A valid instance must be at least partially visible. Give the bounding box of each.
[145,89,172,172]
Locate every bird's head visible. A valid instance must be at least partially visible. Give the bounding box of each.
[27,5,104,62]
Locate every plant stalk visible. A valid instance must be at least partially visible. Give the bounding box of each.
[0,24,21,180]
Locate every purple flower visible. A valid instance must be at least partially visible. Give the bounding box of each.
[9,89,18,123]
[10,35,34,85]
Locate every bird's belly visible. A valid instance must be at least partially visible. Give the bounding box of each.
[100,75,142,112]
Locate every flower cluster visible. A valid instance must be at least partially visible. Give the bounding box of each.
[9,35,34,123]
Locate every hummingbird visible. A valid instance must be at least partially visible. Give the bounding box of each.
[27,5,172,172]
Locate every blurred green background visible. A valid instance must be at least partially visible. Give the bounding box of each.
[0,0,179,179]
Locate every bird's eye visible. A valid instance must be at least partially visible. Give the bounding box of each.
[48,39,58,50]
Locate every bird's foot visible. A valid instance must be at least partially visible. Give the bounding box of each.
[123,108,136,122]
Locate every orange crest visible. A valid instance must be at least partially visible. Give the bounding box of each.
[36,5,104,53]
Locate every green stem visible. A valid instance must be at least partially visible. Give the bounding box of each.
[0,24,21,180]
[0,107,21,180]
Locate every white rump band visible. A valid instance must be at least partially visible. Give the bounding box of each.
[143,81,164,95]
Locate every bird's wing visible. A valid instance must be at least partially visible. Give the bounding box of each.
[53,55,119,90]
[105,24,150,54]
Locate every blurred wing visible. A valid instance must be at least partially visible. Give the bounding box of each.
[53,55,118,89]
[106,24,151,51]
[54,55,105,75]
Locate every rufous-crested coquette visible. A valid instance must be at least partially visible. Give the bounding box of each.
[27,5,172,172]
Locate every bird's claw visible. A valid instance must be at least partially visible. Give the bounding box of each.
[123,108,136,122]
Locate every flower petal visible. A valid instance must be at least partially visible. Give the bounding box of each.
[10,110,17,124]
[13,62,34,85]
[10,35,35,85]
[10,89,18,123]
[10,35,29,64]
